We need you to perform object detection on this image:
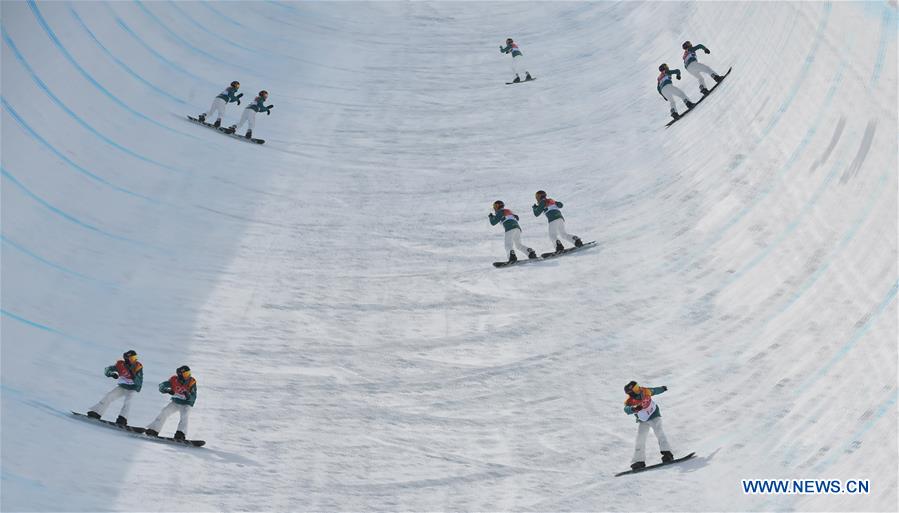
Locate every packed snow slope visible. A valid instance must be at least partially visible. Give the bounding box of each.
[2,1,896,511]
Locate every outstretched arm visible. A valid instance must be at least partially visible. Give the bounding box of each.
[694,44,709,54]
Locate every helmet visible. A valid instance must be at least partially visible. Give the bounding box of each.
[176,365,191,380]
[123,349,137,362]
[493,200,504,210]
[682,41,691,50]
[506,38,513,44]
[659,63,668,72]
[259,90,269,97]
[230,81,240,88]
[624,380,639,394]
[535,190,547,200]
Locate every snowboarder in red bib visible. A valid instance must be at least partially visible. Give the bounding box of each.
[489,200,538,263]
[87,350,143,426]
[624,380,674,470]
[532,190,583,253]
[657,63,695,120]
[500,38,533,83]
[144,365,197,440]
[682,41,724,95]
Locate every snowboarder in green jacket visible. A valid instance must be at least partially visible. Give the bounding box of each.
[489,200,537,263]
[532,190,583,253]
[87,350,143,426]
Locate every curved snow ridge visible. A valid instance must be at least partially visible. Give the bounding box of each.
[1,1,896,512]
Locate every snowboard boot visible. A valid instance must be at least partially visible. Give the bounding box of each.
[527,248,538,259]
[573,236,583,248]
[699,85,710,95]
[508,251,518,263]
[513,75,521,83]
[174,431,186,440]
[525,72,533,81]
[631,461,646,470]
[197,113,206,123]
[670,110,680,120]
[213,118,222,128]
[712,73,723,83]
[555,240,565,253]
[115,415,128,426]
[661,451,674,463]
[87,411,101,420]
[245,129,253,139]
[144,429,159,437]
[685,99,696,109]
[226,125,237,134]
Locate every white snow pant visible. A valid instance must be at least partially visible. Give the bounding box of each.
[686,61,718,90]
[504,228,531,255]
[660,84,692,113]
[147,401,191,435]
[89,386,136,419]
[631,416,671,463]
[548,218,576,244]
[204,97,227,121]
[235,108,256,132]
[510,55,529,78]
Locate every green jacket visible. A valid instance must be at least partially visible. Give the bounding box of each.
[216,86,243,104]
[532,199,564,222]
[623,386,666,422]
[489,209,521,232]
[159,378,197,407]
[248,96,273,114]
[104,363,143,392]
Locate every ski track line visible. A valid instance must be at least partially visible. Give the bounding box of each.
[1,97,162,204]
[1,309,109,350]
[1,166,155,249]
[68,6,187,106]
[1,27,186,174]
[0,235,118,289]
[26,0,199,140]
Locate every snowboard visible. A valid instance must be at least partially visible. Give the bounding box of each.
[143,433,206,447]
[72,411,145,433]
[493,256,543,268]
[665,67,732,128]
[187,116,265,144]
[506,77,537,85]
[539,240,597,259]
[615,452,696,477]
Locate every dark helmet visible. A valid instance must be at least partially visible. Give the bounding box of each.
[176,365,191,379]
[624,380,639,394]
[659,63,669,72]
[123,349,137,362]
[259,90,269,97]
[230,81,240,88]
[535,190,547,200]
[682,41,691,50]
[493,200,505,210]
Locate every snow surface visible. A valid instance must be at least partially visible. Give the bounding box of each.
[1,1,897,511]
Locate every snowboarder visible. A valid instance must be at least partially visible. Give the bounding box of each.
[624,381,674,470]
[657,63,695,120]
[87,350,143,426]
[144,365,196,440]
[500,38,533,83]
[682,41,724,95]
[532,190,583,253]
[489,200,538,263]
[197,81,243,128]
[228,90,274,139]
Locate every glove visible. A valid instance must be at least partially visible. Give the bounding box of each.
[267,109,271,116]
[514,215,520,220]
[632,404,643,412]
[110,372,119,379]
[661,385,668,392]
[704,49,711,54]
[236,99,241,105]
[237,93,244,99]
